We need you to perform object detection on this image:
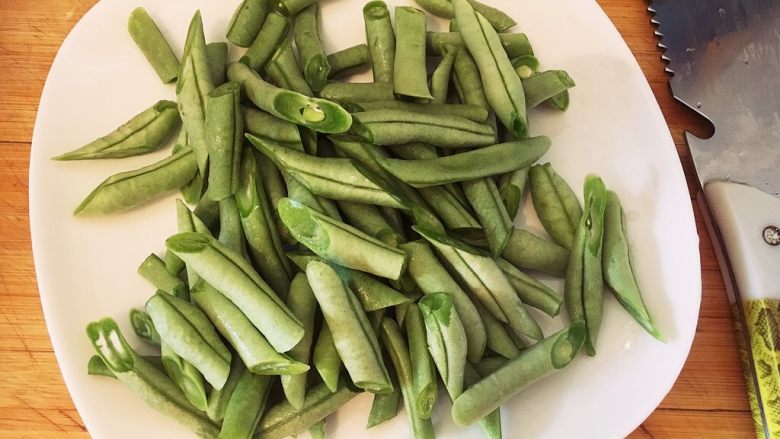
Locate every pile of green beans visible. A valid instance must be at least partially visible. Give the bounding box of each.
[71,1,662,438]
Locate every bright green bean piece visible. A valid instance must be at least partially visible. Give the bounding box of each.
[451,322,585,426]
[501,228,570,277]
[129,308,161,346]
[87,354,164,378]
[565,175,608,356]
[86,318,219,437]
[281,273,319,409]
[74,147,197,215]
[309,420,326,439]
[219,197,247,255]
[453,0,527,137]
[219,370,273,439]
[237,148,293,295]
[317,81,395,103]
[427,32,534,59]
[464,363,502,439]
[393,6,432,100]
[379,319,436,439]
[523,70,576,110]
[496,258,562,317]
[463,177,514,257]
[497,167,529,220]
[312,323,343,392]
[400,240,486,363]
[207,359,246,422]
[205,82,243,201]
[254,377,361,439]
[240,11,289,72]
[306,261,393,393]
[128,8,179,83]
[452,47,488,109]
[474,356,509,377]
[279,198,407,280]
[363,1,395,83]
[351,100,489,122]
[54,100,179,160]
[327,44,370,78]
[337,200,403,247]
[512,55,540,80]
[207,42,229,86]
[430,44,457,104]
[138,253,188,300]
[415,227,543,340]
[227,0,270,47]
[404,304,437,419]
[277,0,315,16]
[166,232,304,352]
[419,293,466,400]
[529,162,583,250]
[379,137,549,188]
[266,38,314,96]
[603,190,663,340]
[294,5,330,92]
[228,62,352,134]
[473,298,521,359]
[160,341,208,411]
[351,109,495,148]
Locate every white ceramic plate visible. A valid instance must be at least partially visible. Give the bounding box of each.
[29,0,700,437]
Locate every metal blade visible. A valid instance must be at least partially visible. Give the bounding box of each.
[650,0,780,198]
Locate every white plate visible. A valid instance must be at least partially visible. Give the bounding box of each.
[29,0,701,437]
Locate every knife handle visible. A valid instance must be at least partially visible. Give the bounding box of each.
[700,181,780,439]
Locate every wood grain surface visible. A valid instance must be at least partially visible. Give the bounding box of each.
[0,0,756,437]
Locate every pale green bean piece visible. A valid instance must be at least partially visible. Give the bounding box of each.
[463,177,513,257]
[138,253,187,299]
[317,82,395,103]
[243,107,303,149]
[496,258,563,317]
[351,100,489,122]
[266,38,314,96]
[312,323,343,393]
[337,200,403,247]
[427,32,534,59]
[352,109,495,148]
[393,6,432,100]
[128,8,179,83]
[219,370,273,439]
[219,197,247,255]
[240,11,290,72]
[419,293,467,399]
[430,44,457,104]
[497,167,529,220]
[206,42,229,86]
[501,228,570,277]
[294,5,330,92]
[452,49,488,109]
[327,44,370,78]
[523,70,576,110]
[405,303,437,419]
[529,162,583,250]
[363,1,395,83]
[207,359,246,422]
[206,82,243,201]
[281,273,319,409]
[227,0,270,47]
[366,351,402,428]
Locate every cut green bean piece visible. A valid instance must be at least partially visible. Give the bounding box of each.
[464,363,502,439]
[419,293,466,400]
[529,162,583,250]
[129,308,161,346]
[294,5,330,92]
[284,172,342,220]
[279,198,407,280]
[413,0,514,31]
[266,38,314,96]
[281,273,319,409]
[86,318,220,437]
[337,200,403,247]
[474,356,509,377]
[351,101,489,122]
[173,142,206,205]
[463,177,513,257]
[512,55,540,80]
[523,70,576,110]
[254,377,360,439]
[418,185,481,230]
[496,258,562,317]
[367,350,402,428]
[318,82,395,103]
[427,32,534,59]
[194,195,221,232]
[404,304,438,419]
[501,228,570,277]
[219,197,247,255]
[430,44,457,104]
[54,100,179,160]
[277,0,315,16]
[208,359,246,422]
[603,190,663,340]
[309,420,326,439]
[74,147,197,215]
[498,167,529,220]
[205,82,243,201]
[128,8,179,83]
[88,354,164,378]
[452,48,488,109]
[227,0,270,47]
[565,175,608,356]
[228,62,352,134]
[393,6,433,100]
[306,261,392,393]
[219,370,273,439]
[138,253,188,299]
[473,298,521,359]
[243,107,303,149]
[351,109,495,148]
[312,323,343,392]
[251,150,291,245]
[380,319,436,439]
[363,1,395,83]
[452,322,586,426]
[327,44,370,78]
[548,90,570,111]
[166,232,304,352]
[176,199,213,288]
[240,11,289,72]
[207,42,229,86]
[161,341,208,411]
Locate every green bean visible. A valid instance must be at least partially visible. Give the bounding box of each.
[419,293,466,400]
[379,319,435,439]
[74,146,197,215]
[160,342,209,411]
[427,32,534,59]
[207,42,229,86]
[276,0,315,16]
[254,377,361,439]
[452,49,488,109]
[294,5,330,92]
[219,370,273,439]
[463,363,502,439]
[403,304,437,419]
[497,167,529,220]
[416,185,478,230]
[54,100,179,160]
[227,0,270,47]
[166,232,304,352]
[228,63,352,134]
[87,354,164,378]
[207,359,246,422]
[129,308,161,346]
[306,261,393,393]
[243,107,303,151]
[250,150,291,244]
[380,206,407,239]
[413,0,515,31]
[237,148,293,295]
[411,0,451,18]
[366,351,402,428]
[351,101,489,122]
[501,228,569,277]
[337,200,403,247]
[194,195,221,232]
[205,82,243,201]
[127,8,179,83]
[240,11,290,72]
[602,190,663,340]
[473,297,520,359]
[176,199,212,288]
[173,143,206,205]
[327,44,370,78]
[416,226,543,340]
[309,420,326,439]
[86,318,219,437]
[511,55,540,80]
[393,6,432,100]
[279,198,408,280]
[138,254,188,299]
[565,175,608,356]
[523,70,576,110]
[280,273,319,409]
[146,291,232,389]
[400,240,486,362]
[462,177,513,257]
[317,82,395,103]
[266,39,314,97]
[363,1,395,83]
[351,109,495,148]
[219,197,247,255]
[284,172,342,220]
[451,322,586,426]
[474,356,509,377]
[430,44,457,104]
[312,323,343,392]
[177,11,214,175]
[496,258,562,317]
[529,162,582,250]
[548,90,570,111]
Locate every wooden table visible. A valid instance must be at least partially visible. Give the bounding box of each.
[0,0,756,437]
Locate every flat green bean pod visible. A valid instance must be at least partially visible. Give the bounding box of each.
[529,162,583,250]
[496,258,563,317]
[227,0,270,47]
[497,167,529,220]
[351,101,489,122]
[393,6,433,100]
[240,10,289,72]
[206,82,243,201]
[206,42,229,86]
[463,177,514,257]
[219,370,273,439]
[523,70,576,110]
[427,32,534,59]
[318,81,396,103]
[602,190,663,340]
[312,323,343,392]
[404,303,438,419]
[501,228,570,277]
[280,273,319,409]
[74,146,197,215]
[327,44,370,78]
[363,1,395,83]
[294,5,330,93]
[419,293,467,400]
[54,100,179,160]
[127,8,179,83]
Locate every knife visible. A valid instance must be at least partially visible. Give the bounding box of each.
[649,1,780,437]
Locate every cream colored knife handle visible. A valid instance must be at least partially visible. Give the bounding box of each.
[704,181,780,439]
